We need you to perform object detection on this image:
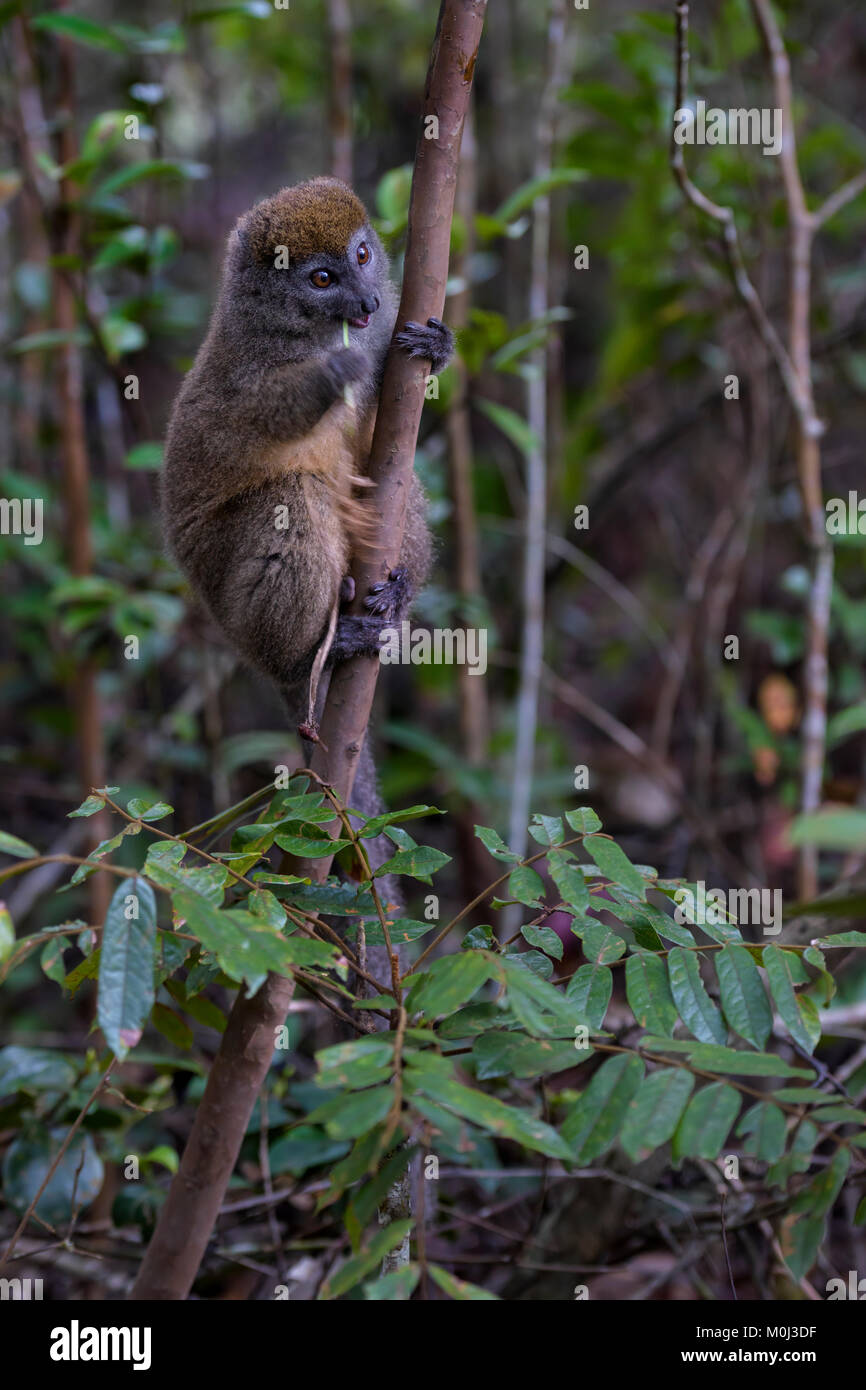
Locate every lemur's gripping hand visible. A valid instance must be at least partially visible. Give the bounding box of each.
[324,346,367,395]
[330,567,414,663]
[394,316,455,375]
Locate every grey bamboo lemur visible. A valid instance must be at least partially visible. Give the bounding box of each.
[162,177,452,906]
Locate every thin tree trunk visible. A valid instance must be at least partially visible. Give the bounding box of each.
[130,0,487,1301]
[327,0,353,185]
[445,101,493,909]
[506,0,570,883]
[54,21,111,923]
[749,0,830,901]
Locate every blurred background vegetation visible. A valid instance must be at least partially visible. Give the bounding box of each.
[1,0,866,1298]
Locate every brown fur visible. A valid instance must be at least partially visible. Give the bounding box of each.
[244,177,367,266]
[161,177,431,695]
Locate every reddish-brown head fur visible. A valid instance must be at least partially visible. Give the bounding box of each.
[241,177,369,266]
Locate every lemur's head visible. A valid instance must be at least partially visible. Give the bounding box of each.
[230,177,387,337]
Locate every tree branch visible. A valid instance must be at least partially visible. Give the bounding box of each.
[129,0,487,1300]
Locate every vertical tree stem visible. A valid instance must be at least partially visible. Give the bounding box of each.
[130,0,487,1300]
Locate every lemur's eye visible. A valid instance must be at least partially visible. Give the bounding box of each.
[310,269,333,288]
[357,242,370,266]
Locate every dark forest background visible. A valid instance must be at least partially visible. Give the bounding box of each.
[1,0,865,1301]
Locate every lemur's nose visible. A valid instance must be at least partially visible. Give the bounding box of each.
[360,294,379,315]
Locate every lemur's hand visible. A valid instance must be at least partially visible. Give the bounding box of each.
[325,347,367,392]
[394,317,455,376]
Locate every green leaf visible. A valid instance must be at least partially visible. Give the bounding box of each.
[672,1083,740,1161]
[493,168,587,224]
[625,952,677,1035]
[317,1037,394,1091]
[269,1127,350,1177]
[717,944,772,1050]
[125,442,163,471]
[321,1219,414,1299]
[768,1120,818,1190]
[428,1264,500,1300]
[583,835,646,898]
[164,979,224,1033]
[0,906,13,966]
[474,824,519,862]
[376,845,451,881]
[97,877,157,1058]
[144,843,227,906]
[472,1031,584,1080]
[437,1003,509,1039]
[500,956,581,1037]
[66,830,126,885]
[821,931,866,948]
[172,890,323,990]
[358,805,442,838]
[565,962,612,1029]
[304,1086,393,1140]
[2,1128,103,1225]
[547,850,590,913]
[788,808,866,851]
[405,1065,570,1159]
[31,13,125,51]
[127,798,173,823]
[521,924,563,959]
[763,945,822,1054]
[737,1102,786,1161]
[408,952,497,1018]
[562,1055,644,1163]
[580,920,626,964]
[642,1038,814,1077]
[528,814,565,846]
[355,917,439,947]
[794,1146,851,1218]
[769,1088,837,1106]
[9,328,91,355]
[803,1103,864,1124]
[507,865,545,906]
[474,398,539,458]
[619,1069,695,1161]
[274,828,350,858]
[99,313,146,361]
[0,830,38,859]
[362,1265,420,1301]
[67,794,106,819]
[667,947,726,1044]
[95,158,206,197]
[564,807,602,834]
[150,1002,193,1050]
[40,937,67,986]
[0,1046,77,1096]
[780,1212,826,1281]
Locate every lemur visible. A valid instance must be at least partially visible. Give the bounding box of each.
[162,177,453,976]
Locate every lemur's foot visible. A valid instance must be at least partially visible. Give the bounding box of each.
[394,316,455,375]
[330,569,414,663]
[363,566,412,621]
[331,613,387,662]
